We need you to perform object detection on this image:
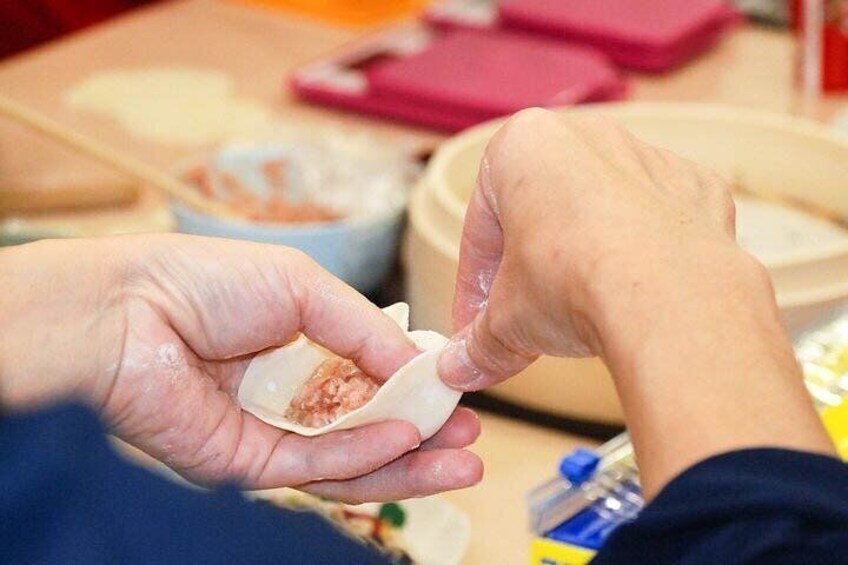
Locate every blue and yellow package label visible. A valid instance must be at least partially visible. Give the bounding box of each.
[821,400,848,461]
[530,537,596,565]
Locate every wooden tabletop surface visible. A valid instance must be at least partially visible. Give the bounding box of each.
[2,1,848,562]
[2,0,847,183]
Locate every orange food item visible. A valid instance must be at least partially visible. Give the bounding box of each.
[252,195,340,223]
[237,0,428,26]
[183,165,214,198]
[263,159,288,195]
[181,163,341,224]
[285,357,382,428]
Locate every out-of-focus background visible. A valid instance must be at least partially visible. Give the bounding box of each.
[4,1,848,563]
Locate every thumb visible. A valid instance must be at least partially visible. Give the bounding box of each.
[438,306,538,391]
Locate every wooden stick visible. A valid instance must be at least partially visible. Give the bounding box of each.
[0,177,139,215]
[0,94,236,219]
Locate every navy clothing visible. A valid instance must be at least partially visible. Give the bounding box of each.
[593,449,848,564]
[3,404,848,565]
[0,403,388,565]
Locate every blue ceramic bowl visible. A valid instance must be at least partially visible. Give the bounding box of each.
[173,200,404,293]
[171,143,409,293]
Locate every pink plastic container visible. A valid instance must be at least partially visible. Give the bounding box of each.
[291,29,626,131]
[498,0,740,72]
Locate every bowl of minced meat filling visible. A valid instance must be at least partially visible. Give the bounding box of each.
[170,133,418,292]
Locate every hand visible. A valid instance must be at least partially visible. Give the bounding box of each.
[0,235,482,502]
[437,108,833,497]
[439,107,738,389]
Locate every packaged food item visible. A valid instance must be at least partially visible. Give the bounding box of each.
[796,309,848,458]
[528,434,640,565]
[529,308,848,563]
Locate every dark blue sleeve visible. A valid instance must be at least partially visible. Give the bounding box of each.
[591,448,848,565]
[0,403,390,565]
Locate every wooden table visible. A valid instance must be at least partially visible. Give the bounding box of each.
[2,0,847,179]
[0,0,440,182]
[2,1,848,562]
[440,413,596,564]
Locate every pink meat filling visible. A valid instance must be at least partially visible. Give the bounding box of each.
[285,358,382,428]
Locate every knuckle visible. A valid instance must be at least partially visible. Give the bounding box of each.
[719,187,737,231]
[473,307,532,373]
[301,446,319,481]
[569,114,626,137]
[720,187,736,214]
[281,247,316,269]
[509,107,555,129]
[692,166,736,233]
[484,309,513,352]
[486,108,565,182]
[338,492,366,505]
[572,113,617,130]
[493,108,556,147]
[704,171,734,207]
[655,147,688,169]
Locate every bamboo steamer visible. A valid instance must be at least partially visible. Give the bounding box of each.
[405,103,848,424]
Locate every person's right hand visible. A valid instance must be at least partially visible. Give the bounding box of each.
[438,108,833,498]
[439,107,740,389]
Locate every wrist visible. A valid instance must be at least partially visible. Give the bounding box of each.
[585,242,782,365]
[584,242,835,496]
[0,239,128,411]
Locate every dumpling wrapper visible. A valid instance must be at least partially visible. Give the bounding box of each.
[238,303,462,440]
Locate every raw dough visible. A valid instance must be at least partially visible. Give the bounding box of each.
[65,68,269,146]
[238,303,462,440]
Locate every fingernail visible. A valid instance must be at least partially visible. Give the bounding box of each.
[438,334,485,391]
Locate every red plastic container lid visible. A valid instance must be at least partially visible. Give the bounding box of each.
[367,30,625,119]
[499,0,737,70]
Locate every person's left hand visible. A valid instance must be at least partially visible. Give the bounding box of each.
[0,235,481,502]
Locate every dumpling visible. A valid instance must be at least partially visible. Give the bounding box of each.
[237,303,462,440]
[284,357,382,428]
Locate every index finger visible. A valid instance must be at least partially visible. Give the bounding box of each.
[279,252,420,381]
[150,237,419,381]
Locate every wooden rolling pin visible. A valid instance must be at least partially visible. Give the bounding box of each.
[0,95,235,219]
[0,175,140,216]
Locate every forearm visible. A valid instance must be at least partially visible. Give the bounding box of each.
[592,244,835,498]
[0,239,126,410]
